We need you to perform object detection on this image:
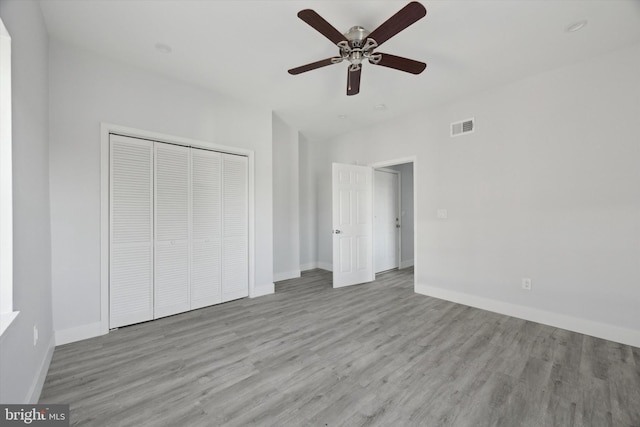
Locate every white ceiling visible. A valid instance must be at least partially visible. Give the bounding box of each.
[39,0,640,141]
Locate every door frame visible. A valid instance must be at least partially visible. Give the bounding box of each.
[369,156,417,289]
[373,167,401,273]
[100,123,255,335]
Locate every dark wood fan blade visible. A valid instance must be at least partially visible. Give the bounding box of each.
[371,53,426,74]
[298,9,348,46]
[288,58,340,75]
[346,67,361,96]
[366,2,426,47]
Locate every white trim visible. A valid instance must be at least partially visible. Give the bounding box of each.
[400,259,414,269]
[100,128,109,334]
[26,334,55,404]
[369,157,417,169]
[374,167,399,174]
[417,283,640,348]
[317,261,333,272]
[100,123,256,336]
[0,17,15,331]
[273,270,301,282]
[0,311,18,337]
[247,154,256,299]
[300,262,318,271]
[55,321,103,346]
[251,283,275,298]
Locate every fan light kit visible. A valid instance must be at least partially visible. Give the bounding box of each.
[288,2,427,96]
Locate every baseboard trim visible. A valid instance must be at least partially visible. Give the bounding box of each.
[300,262,317,272]
[26,334,55,403]
[416,283,640,348]
[400,259,414,269]
[55,322,103,346]
[317,262,333,272]
[300,262,333,272]
[273,270,301,282]
[251,283,275,298]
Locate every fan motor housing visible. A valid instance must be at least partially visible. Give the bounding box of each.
[344,26,370,47]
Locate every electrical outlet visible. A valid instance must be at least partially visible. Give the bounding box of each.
[522,278,532,290]
[33,325,38,346]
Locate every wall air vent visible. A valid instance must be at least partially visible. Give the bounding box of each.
[451,118,475,137]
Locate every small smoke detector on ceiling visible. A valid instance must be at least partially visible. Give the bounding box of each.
[451,118,475,137]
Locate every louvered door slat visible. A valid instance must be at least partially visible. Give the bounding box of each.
[109,135,154,328]
[154,143,190,318]
[222,154,248,302]
[190,149,222,309]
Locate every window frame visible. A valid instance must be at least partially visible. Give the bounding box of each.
[0,17,18,336]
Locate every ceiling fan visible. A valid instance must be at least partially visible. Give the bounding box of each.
[288,1,427,96]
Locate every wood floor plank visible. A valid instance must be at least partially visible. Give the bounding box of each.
[40,268,640,426]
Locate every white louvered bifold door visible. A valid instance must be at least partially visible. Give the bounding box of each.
[154,143,191,319]
[109,135,154,328]
[190,149,222,309]
[221,154,249,302]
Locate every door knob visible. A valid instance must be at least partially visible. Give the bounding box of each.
[333,229,342,234]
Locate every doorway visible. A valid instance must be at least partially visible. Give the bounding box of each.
[374,169,400,273]
[329,158,416,290]
[373,161,414,276]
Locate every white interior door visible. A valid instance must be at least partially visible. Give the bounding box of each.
[374,169,400,273]
[332,163,374,288]
[191,148,222,309]
[109,135,154,328]
[154,142,191,319]
[109,136,250,328]
[221,154,249,302]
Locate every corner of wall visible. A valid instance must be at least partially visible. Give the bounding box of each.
[25,334,55,404]
[273,270,301,283]
[399,259,414,269]
[317,262,333,272]
[55,322,104,346]
[252,283,275,298]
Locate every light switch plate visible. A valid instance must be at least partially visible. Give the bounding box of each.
[437,209,448,219]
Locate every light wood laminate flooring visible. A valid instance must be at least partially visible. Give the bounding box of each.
[40,268,640,426]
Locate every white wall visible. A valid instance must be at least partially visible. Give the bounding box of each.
[307,43,640,347]
[389,163,414,267]
[0,0,54,403]
[272,113,300,281]
[298,134,317,271]
[307,134,333,272]
[49,40,273,343]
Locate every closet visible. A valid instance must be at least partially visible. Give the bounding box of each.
[109,134,248,328]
